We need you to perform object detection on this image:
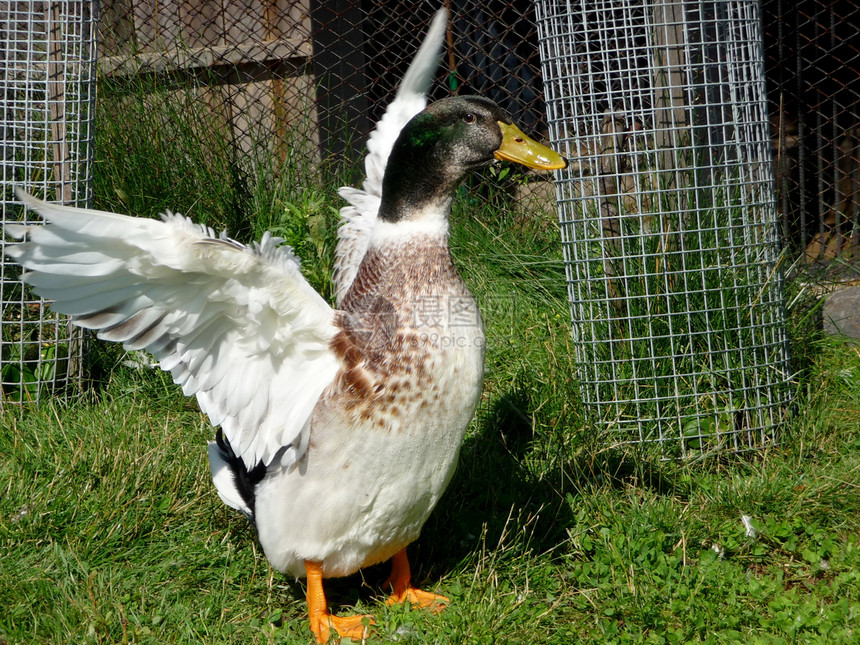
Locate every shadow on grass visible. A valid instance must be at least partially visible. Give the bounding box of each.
[416,385,577,577]
[413,381,708,583]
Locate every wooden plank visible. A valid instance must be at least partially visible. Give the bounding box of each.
[154,0,183,49]
[99,0,320,177]
[47,2,71,204]
[130,0,164,50]
[271,72,320,170]
[219,75,321,170]
[130,0,225,51]
[180,0,225,49]
[99,37,312,77]
[226,80,274,157]
[270,0,313,41]
[99,0,136,56]
[224,0,264,46]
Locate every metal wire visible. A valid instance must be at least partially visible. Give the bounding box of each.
[0,0,97,407]
[535,0,793,457]
[6,0,842,438]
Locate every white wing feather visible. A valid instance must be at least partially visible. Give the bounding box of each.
[6,190,340,470]
[333,7,447,305]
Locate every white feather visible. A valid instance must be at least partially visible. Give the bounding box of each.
[207,441,251,515]
[7,190,340,470]
[333,7,447,305]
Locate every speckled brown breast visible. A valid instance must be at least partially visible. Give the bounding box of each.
[326,234,483,431]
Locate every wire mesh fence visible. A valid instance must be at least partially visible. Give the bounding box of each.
[3,0,854,448]
[534,0,793,456]
[92,1,860,270]
[0,0,97,408]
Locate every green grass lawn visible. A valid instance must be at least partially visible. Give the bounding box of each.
[1,82,859,643]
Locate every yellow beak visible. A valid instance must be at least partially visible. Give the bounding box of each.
[494,121,567,170]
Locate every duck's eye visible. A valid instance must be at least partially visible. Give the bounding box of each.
[462,113,476,124]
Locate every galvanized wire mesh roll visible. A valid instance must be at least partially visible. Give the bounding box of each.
[534,0,793,456]
[1,0,97,407]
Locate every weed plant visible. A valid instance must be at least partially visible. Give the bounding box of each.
[0,75,857,644]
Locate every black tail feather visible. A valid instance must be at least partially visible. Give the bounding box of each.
[215,429,267,525]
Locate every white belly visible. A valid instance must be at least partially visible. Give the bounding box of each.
[254,323,484,578]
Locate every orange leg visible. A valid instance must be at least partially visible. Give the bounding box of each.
[305,561,374,644]
[384,548,449,612]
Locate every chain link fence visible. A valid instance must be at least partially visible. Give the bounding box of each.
[762,0,860,271]
[97,0,550,186]
[3,1,856,436]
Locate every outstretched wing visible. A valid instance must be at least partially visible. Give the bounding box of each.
[5,191,341,470]
[333,7,447,305]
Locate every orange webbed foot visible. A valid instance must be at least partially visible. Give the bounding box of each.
[386,586,449,613]
[310,611,375,644]
[306,560,375,643]
[384,548,449,614]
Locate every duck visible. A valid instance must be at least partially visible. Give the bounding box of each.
[4,9,566,643]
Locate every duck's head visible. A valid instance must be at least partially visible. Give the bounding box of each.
[378,96,567,223]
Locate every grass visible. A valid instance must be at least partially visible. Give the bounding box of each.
[1,77,859,644]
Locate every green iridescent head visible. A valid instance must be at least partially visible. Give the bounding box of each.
[379,96,566,222]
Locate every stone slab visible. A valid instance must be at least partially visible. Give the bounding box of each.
[823,286,860,340]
